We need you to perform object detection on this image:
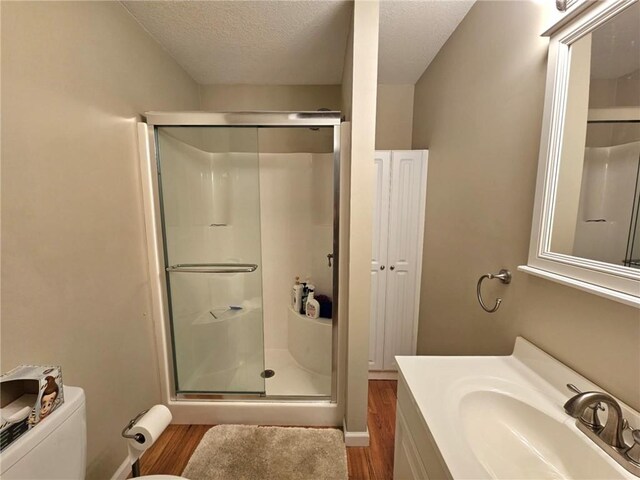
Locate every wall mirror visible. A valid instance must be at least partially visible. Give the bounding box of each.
[524,0,640,306]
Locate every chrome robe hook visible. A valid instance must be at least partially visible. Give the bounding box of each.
[477,269,512,313]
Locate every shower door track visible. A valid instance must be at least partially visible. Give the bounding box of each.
[176,393,333,402]
[142,111,342,404]
[144,110,342,127]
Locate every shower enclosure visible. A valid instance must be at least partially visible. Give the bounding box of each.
[574,119,640,269]
[140,112,340,402]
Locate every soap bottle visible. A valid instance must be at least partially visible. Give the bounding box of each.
[306,286,320,319]
[300,278,310,314]
[292,277,303,312]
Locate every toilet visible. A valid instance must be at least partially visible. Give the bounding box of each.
[0,386,184,480]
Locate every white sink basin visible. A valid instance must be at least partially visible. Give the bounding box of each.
[460,390,623,479]
[396,338,640,479]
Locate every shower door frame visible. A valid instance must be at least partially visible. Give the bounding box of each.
[141,111,342,402]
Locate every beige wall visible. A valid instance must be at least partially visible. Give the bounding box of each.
[338,13,354,428]
[341,22,354,122]
[199,84,341,111]
[199,84,340,153]
[1,2,200,478]
[375,84,414,150]
[412,0,640,410]
[344,0,379,436]
[587,70,640,147]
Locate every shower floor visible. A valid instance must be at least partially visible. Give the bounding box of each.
[263,348,331,397]
[179,348,330,397]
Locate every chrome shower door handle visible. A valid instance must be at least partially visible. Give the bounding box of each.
[476,269,511,313]
[166,263,258,273]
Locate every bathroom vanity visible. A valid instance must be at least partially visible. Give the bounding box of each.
[394,337,640,479]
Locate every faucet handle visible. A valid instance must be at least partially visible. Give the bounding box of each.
[566,384,604,429]
[567,383,581,395]
[625,430,640,466]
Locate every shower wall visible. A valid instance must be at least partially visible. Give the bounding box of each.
[259,152,334,351]
[573,141,640,265]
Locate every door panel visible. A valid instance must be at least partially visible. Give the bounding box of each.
[384,151,426,370]
[369,151,391,370]
[157,127,265,394]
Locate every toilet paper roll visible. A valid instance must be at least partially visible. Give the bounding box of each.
[127,404,172,452]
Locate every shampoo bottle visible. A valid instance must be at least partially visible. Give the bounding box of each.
[292,277,303,312]
[300,278,310,314]
[305,287,320,319]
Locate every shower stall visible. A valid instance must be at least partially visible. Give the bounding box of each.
[138,112,342,420]
[574,119,640,268]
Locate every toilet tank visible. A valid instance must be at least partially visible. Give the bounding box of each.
[1,386,86,480]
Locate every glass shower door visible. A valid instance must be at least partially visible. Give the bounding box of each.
[156,127,265,394]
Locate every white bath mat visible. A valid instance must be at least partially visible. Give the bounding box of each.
[181,425,348,480]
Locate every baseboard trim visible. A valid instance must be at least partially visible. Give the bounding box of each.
[342,418,370,447]
[111,457,131,480]
[368,370,398,380]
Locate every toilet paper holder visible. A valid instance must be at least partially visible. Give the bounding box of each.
[121,409,149,478]
[121,408,149,445]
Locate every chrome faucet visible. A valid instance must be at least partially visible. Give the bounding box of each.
[565,383,604,429]
[564,384,640,477]
[564,389,626,448]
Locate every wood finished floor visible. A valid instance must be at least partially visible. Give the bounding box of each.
[135,380,397,479]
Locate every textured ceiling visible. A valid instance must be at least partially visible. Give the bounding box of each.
[378,0,475,84]
[122,0,473,86]
[122,1,353,85]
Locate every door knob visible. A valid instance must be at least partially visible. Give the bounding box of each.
[390,265,395,270]
[380,265,385,270]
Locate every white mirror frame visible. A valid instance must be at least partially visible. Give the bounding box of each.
[521,0,640,308]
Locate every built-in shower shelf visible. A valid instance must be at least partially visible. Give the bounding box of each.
[288,306,331,323]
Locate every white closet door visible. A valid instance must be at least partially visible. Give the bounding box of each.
[383,151,427,370]
[369,151,391,370]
